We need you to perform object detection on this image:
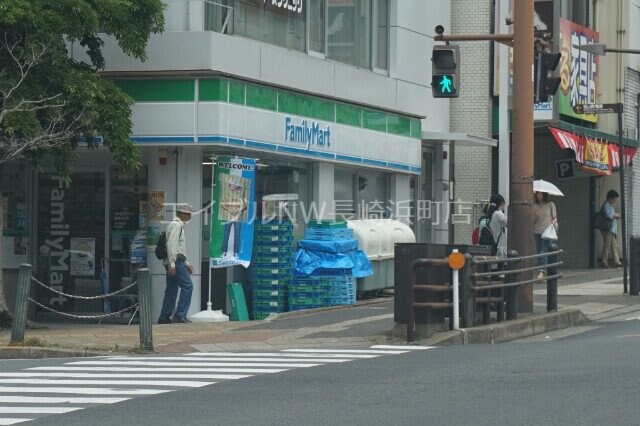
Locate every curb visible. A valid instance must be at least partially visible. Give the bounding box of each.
[270,297,393,321]
[0,346,111,359]
[402,308,590,346]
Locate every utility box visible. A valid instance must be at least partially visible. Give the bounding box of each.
[393,243,491,339]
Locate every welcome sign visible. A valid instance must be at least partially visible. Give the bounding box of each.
[209,156,256,268]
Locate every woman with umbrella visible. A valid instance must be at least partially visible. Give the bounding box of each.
[533,180,561,280]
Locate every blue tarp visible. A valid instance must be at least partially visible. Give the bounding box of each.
[294,239,373,278]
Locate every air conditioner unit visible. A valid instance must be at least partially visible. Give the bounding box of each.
[626,128,638,140]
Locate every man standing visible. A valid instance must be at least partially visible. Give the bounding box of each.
[158,203,194,324]
[601,190,623,269]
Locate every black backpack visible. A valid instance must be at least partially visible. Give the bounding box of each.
[154,220,182,260]
[478,214,502,256]
[154,232,168,260]
[594,203,613,232]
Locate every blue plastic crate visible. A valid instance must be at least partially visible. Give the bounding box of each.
[327,296,356,306]
[304,228,354,241]
[289,304,325,312]
[249,266,292,277]
[251,256,293,266]
[252,300,287,311]
[253,245,293,255]
[256,220,294,229]
[289,290,326,299]
[250,278,289,287]
[252,289,287,298]
[312,268,353,277]
[254,234,294,243]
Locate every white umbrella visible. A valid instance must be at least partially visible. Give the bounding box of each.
[533,179,564,196]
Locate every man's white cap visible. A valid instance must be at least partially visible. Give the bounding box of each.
[176,203,194,214]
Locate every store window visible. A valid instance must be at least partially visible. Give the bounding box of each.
[334,168,389,220]
[208,0,389,72]
[1,162,29,270]
[308,0,326,54]
[374,0,389,70]
[227,0,306,52]
[327,0,371,68]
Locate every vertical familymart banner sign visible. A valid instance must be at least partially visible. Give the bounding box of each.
[209,156,256,268]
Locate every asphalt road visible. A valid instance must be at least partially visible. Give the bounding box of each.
[1,310,639,425]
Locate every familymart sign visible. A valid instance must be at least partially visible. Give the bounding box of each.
[264,0,302,13]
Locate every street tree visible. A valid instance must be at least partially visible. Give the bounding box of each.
[0,0,165,319]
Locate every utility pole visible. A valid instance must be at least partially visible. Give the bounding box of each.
[434,0,536,312]
[510,0,535,312]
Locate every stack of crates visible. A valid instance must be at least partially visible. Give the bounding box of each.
[304,220,354,241]
[294,221,357,308]
[289,275,328,311]
[248,220,294,320]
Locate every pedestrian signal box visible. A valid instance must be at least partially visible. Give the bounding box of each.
[432,45,460,98]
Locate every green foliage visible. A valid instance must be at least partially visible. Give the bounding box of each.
[0,0,165,175]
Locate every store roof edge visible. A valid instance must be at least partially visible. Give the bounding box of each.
[421,131,498,147]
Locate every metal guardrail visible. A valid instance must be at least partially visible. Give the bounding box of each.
[11,264,154,351]
[406,245,563,342]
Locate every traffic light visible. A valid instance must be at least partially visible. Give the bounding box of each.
[535,51,562,103]
[432,45,460,98]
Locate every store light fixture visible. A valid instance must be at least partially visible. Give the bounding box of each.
[159,148,168,166]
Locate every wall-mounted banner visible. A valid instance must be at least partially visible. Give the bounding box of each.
[581,138,610,175]
[558,18,600,123]
[609,144,638,168]
[549,127,637,175]
[209,156,256,268]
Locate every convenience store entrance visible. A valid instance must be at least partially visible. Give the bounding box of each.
[35,166,148,316]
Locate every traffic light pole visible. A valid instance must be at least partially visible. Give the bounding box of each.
[511,0,535,312]
[435,0,536,312]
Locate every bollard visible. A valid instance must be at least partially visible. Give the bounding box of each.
[546,244,559,312]
[460,254,474,328]
[505,250,519,320]
[630,237,640,296]
[137,268,154,351]
[11,264,32,344]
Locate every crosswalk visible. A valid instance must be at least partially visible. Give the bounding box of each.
[0,344,433,424]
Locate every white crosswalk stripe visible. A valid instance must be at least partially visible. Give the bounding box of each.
[0,344,434,425]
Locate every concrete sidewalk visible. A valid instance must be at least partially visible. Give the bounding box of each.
[1,268,638,357]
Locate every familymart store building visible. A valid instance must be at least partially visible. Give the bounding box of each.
[14,77,421,320]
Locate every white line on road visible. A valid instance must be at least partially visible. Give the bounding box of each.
[184,352,380,359]
[0,396,129,404]
[104,356,351,363]
[0,419,32,425]
[282,349,407,355]
[67,361,321,368]
[0,387,168,396]
[370,345,435,350]
[0,379,212,387]
[29,366,287,374]
[0,407,82,414]
[0,372,251,380]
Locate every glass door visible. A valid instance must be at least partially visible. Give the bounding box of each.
[108,166,148,308]
[36,171,106,315]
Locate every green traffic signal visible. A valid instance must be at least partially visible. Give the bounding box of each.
[432,74,457,97]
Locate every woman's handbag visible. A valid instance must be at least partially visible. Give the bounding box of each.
[541,223,558,241]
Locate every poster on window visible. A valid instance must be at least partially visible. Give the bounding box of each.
[209,156,256,268]
[581,138,610,176]
[148,191,166,221]
[70,238,96,276]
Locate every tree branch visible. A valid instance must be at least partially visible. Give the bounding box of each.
[0,109,86,165]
